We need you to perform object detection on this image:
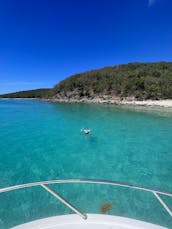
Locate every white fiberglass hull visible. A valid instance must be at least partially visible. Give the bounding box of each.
[11,214,166,229]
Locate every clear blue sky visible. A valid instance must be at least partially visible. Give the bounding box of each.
[0,0,172,93]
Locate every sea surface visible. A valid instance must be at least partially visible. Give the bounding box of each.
[0,100,172,228]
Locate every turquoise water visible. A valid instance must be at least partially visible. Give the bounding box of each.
[0,100,172,228]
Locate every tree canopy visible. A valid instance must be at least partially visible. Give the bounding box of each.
[53,62,172,100]
[0,88,52,98]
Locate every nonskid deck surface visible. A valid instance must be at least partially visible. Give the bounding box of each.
[11,214,166,229]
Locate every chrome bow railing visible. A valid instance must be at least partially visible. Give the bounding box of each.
[0,179,172,219]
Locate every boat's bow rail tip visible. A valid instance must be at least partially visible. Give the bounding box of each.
[0,179,172,219]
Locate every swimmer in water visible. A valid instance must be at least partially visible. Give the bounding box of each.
[81,128,91,135]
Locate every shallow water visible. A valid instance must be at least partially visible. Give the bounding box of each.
[0,100,172,228]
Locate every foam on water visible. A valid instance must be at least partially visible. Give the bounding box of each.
[0,100,172,228]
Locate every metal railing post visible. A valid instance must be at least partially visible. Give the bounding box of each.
[153,192,172,217]
[41,184,87,220]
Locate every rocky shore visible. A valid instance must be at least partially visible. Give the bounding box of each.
[2,96,172,108]
[48,95,172,108]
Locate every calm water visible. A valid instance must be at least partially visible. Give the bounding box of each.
[0,100,172,228]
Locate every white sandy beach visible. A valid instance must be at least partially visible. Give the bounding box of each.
[119,99,172,107]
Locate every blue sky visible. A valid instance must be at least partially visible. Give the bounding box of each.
[0,0,172,93]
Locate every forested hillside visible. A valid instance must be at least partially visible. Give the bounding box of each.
[0,88,52,98]
[1,62,172,100]
[53,62,172,100]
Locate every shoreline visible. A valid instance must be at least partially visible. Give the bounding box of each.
[49,97,172,108]
[1,97,172,108]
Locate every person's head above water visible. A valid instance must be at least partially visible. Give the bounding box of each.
[81,128,91,135]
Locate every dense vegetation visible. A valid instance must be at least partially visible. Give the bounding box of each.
[1,62,172,100]
[0,88,52,98]
[54,62,172,100]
